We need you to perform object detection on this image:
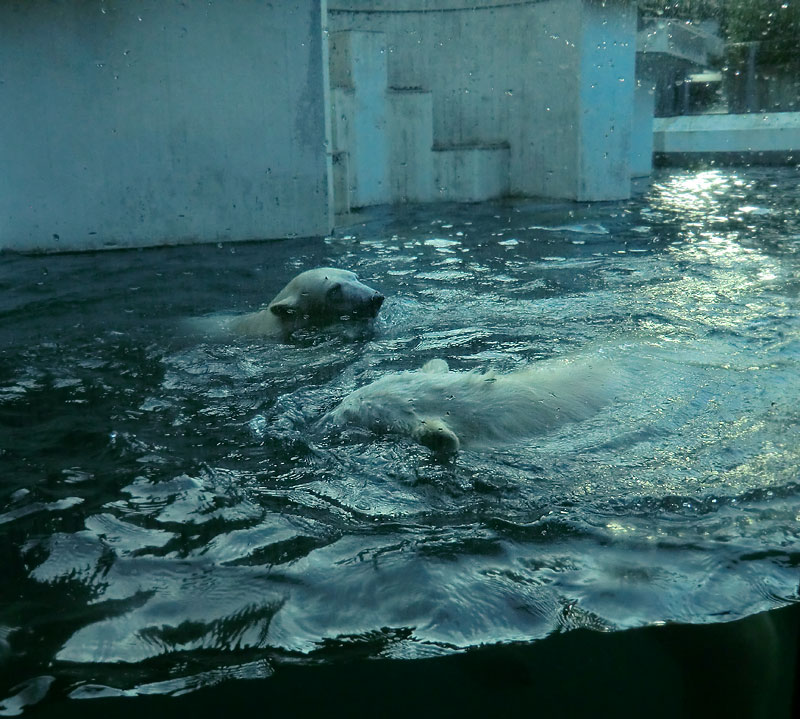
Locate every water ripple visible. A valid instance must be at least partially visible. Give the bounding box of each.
[2,168,799,702]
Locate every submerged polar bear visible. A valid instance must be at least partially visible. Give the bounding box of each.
[230,267,384,338]
[325,356,626,454]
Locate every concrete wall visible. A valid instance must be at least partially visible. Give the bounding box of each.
[388,90,436,203]
[576,0,636,200]
[0,0,332,252]
[329,0,637,202]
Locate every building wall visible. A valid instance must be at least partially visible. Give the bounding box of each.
[0,0,332,252]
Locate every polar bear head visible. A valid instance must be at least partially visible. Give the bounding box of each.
[231,267,384,337]
[325,359,462,456]
[268,268,384,327]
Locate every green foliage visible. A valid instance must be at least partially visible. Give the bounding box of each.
[724,0,800,63]
[638,0,800,63]
[638,0,720,21]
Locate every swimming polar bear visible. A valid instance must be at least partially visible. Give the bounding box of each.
[325,356,626,454]
[230,268,384,338]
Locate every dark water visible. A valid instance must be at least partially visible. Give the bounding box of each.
[1,168,799,711]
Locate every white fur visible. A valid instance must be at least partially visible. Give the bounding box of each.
[326,356,626,453]
[230,267,384,338]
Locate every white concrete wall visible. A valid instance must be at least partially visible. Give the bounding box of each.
[0,1,332,252]
[329,0,638,202]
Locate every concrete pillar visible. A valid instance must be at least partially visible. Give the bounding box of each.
[576,0,637,200]
[520,0,636,201]
[631,79,656,177]
[329,31,390,208]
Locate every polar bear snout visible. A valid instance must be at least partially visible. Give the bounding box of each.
[365,291,385,316]
[324,286,384,320]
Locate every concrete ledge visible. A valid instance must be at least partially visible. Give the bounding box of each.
[655,150,800,167]
[653,112,800,165]
[637,17,722,66]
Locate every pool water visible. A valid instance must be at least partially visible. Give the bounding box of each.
[1,168,799,708]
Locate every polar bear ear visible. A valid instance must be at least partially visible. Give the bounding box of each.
[269,297,299,318]
[414,418,460,455]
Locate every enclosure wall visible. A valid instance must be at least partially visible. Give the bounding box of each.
[329,0,637,201]
[0,0,332,252]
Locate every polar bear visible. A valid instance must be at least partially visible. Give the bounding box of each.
[325,356,626,454]
[230,268,384,338]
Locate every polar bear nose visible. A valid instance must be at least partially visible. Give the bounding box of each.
[371,292,385,311]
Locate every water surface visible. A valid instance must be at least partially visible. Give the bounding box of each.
[1,168,799,707]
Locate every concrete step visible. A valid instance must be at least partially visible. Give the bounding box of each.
[388,88,436,203]
[329,31,512,206]
[329,31,390,208]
